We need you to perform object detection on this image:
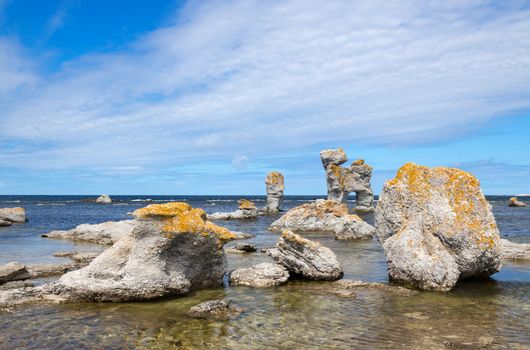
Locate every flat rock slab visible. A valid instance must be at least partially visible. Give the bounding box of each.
[53,251,101,264]
[0,262,31,284]
[42,220,137,245]
[229,263,289,288]
[501,239,530,260]
[187,299,243,320]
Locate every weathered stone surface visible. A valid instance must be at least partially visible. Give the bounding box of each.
[267,230,343,281]
[208,199,259,220]
[0,207,26,223]
[0,280,34,291]
[26,263,78,279]
[0,219,11,227]
[53,251,101,264]
[262,172,285,214]
[269,199,374,240]
[96,194,112,204]
[501,239,530,260]
[332,279,417,296]
[226,243,257,254]
[42,220,137,245]
[0,262,31,284]
[229,262,289,287]
[375,163,502,291]
[320,148,374,211]
[508,197,527,207]
[40,202,235,302]
[187,299,243,320]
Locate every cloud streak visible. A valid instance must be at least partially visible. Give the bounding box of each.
[0,0,529,179]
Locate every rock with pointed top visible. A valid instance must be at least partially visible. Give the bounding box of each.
[267,230,343,280]
[320,148,374,211]
[269,199,374,240]
[375,163,502,291]
[96,194,112,204]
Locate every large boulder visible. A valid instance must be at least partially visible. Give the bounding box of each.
[0,207,26,223]
[39,202,236,302]
[501,239,530,260]
[267,230,343,280]
[96,194,112,204]
[320,148,374,211]
[269,199,374,240]
[42,220,137,245]
[375,162,502,291]
[208,199,259,220]
[262,172,285,214]
[229,262,289,287]
[508,197,527,207]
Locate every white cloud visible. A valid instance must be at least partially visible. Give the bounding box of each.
[0,0,530,172]
[232,155,249,170]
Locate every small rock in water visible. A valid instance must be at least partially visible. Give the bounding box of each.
[0,262,31,284]
[187,299,243,320]
[208,199,259,220]
[96,194,112,204]
[508,196,527,207]
[227,243,257,254]
[267,230,343,281]
[229,262,289,288]
[0,207,26,223]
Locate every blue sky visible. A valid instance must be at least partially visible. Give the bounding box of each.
[1,0,530,195]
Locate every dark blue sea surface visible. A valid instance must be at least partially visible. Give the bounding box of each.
[0,195,529,349]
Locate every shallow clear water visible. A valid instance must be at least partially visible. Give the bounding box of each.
[0,195,529,349]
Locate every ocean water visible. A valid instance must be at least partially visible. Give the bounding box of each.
[0,195,529,349]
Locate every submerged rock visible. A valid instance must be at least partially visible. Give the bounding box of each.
[96,194,112,204]
[226,243,257,254]
[269,199,374,240]
[42,220,137,245]
[508,197,527,207]
[229,262,289,288]
[0,262,31,284]
[267,230,343,281]
[501,239,530,260]
[40,202,236,302]
[375,163,502,291]
[320,148,374,211]
[262,172,285,214]
[187,299,243,320]
[332,279,417,296]
[208,199,259,220]
[0,207,26,223]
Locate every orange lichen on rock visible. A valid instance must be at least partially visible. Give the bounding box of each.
[238,199,257,210]
[133,202,236,242]
[265,172,284,186]
[281,230,320,250]
[352,159,365,165]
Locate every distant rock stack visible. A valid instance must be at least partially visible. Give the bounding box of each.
[96,194,112,204]
[263,172,285,214]
[320,148,374,211]
[508,197,527,207]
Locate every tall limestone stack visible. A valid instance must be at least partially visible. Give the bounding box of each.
[320,148,374,211]
[375,163,502,291]
[263,172,285,214]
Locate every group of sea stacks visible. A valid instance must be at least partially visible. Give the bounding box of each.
[1,147,530,310]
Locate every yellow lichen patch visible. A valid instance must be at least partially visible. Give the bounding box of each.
[238,199,256,209]
[352,159,365,165]
[330,164,347,190]
[265,172,284,186]
[133,202,236,242]
[282,230,320,249]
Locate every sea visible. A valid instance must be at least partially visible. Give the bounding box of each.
[0,195,529,349]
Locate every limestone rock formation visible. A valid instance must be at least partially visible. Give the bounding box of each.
[267,230,343,280]
[501,239,530,260]
[375,162,502,291]
[187,299,243,320]
[225,243,257,254]
[0,219,11,227]
[53,251,101,264]
[42,220,137,245]
[269,199,374,240]
[0,262,31,284]
[0,207,26,223]
[208,199,259,220]
[509,197,527,207]
[320,148,374,211]
[262,172,285,213]
[229,262,289,287]
[96,194,112,204]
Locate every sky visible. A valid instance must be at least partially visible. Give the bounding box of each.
[0,0,530,196]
